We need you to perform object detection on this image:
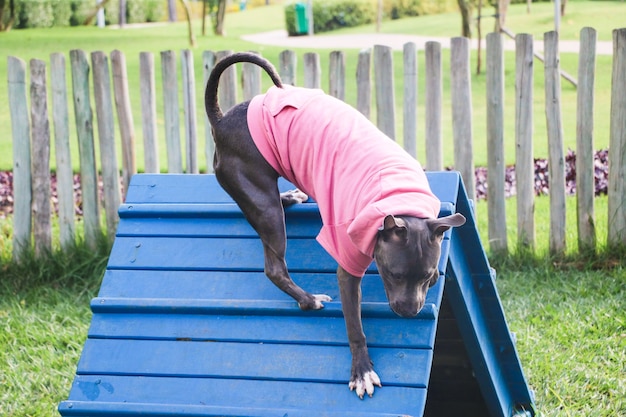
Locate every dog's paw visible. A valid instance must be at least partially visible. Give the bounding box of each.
[313,293,332,309]
[280,189,309,207]
[298,294,332,310]
[349,370,382,399]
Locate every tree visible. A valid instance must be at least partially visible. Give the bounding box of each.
[119,0,126,27]
[457,0,473,38]
[214,0,227,36]
[168,0,177,22]
[83,0,112,26]
[0,0,15,31]
[179,0,196,46]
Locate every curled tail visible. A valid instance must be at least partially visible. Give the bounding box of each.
[204,52,283,127]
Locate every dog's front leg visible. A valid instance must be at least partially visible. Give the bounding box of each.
[337,266,382,399]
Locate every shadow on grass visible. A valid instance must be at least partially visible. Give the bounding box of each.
[0,234,111,296]
[489,243,626,273]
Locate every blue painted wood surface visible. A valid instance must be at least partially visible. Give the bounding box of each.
[59,172,535,417]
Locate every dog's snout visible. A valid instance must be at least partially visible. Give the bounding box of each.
[390,299,424,318]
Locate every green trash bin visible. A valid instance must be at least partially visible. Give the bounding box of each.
[294,3,309,35]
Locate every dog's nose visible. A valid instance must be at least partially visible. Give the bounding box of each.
[390,300,423,318]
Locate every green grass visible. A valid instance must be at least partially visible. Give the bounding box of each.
[1,197,625,416]
[341,0,626,41]
[0,234,110,417]
[1,1,624,170]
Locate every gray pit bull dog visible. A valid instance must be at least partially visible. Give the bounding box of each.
[204,52,466,399]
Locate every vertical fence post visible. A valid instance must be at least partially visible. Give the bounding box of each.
[139,52,160,174]
[182,49,198,174]
[203,51,216,173]
[29,59,52,257]
[515,34,535,250]
[50,53,76,250]
[160,50,183,173]
[303,52,321,89]
[486,32,508,254]
[450,37,475,200]
[242,51,262,100]
[608,28,626,247]
[279,50,297,86]
[373,44,396,140]
[425,41,443,171]
[576,27,597,251]
[403,42,417,158]
[70,49,100,248]
[7,56,32,259]
[329,51,345,100]
[111,50,137,196]
[356,48,371,119]
[544,31,567,255]
[91,51,121,240]
[217,50,237,112]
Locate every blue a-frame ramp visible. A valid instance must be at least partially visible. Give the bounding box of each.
[59,171,535,417]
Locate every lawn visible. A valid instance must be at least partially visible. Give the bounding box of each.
[1,1,625,170]
[1,196,625,416]
[1,1,625,416]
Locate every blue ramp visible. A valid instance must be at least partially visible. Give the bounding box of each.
[59,171,535,417]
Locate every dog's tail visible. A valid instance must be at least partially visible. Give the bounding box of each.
[204,52,283,126]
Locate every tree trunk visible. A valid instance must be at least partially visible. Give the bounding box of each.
[494,0,509,32]
[214,0,226,36]
[0,0,16,31]
[179,0,196,47]
[168,0,177,22]
[457,0,472,38]
[83,0,112,26]
[202,0,207,36]
[476,0,483,74]
[119,0,126,26]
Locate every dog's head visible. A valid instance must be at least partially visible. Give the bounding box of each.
[373,214,466,317]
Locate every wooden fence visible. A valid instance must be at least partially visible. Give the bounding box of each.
[7,27,626,260]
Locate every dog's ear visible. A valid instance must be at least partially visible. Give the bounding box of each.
[379,215,408,244]
[427,213,466,236]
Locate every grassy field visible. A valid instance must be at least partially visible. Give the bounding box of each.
[1,1,625,170]
[1,196,625,416]
[1,2,626,416]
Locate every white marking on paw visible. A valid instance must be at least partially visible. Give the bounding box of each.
[282,189,308,204]
[349,370,382,399]
[312,294,332,309]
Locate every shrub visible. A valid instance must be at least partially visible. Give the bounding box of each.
[69,0,95,26]
[104,0,120,25]
[3,0,166,29]
[52,0,72,27]
[16,0,55,28]
[285,0,456,36]
[285,0,374,36]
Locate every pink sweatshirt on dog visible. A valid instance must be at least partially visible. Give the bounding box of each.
[247,85,440,277]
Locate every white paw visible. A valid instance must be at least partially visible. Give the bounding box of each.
[312,294,332,309]
[281,189,308,204]
[349,370,382,399]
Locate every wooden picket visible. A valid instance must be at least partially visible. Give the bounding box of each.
[544,31,567,256]
[6,27,626,260]
[514,34,535,250]
[608,28,626,247]
[485,33,507,254]
[575,28,597,252]
[7,56,32,260]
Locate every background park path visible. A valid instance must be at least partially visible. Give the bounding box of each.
[242,29,614,54]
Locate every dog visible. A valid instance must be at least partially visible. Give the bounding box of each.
[204,52,466,399]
